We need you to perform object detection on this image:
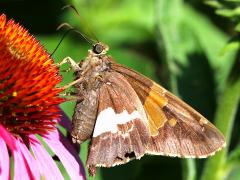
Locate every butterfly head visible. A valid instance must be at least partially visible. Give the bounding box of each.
[92,42,109,55]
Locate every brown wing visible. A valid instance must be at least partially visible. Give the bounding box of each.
[87,71,151,175]
[111,63,226,158]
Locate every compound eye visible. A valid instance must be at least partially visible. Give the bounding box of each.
[93,44,103,54]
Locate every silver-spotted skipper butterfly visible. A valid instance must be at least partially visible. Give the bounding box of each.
[61,42,225,176]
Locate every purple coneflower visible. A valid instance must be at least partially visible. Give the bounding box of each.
[0,14,85,179]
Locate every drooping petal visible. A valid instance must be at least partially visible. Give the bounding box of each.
[15,138,40,180]
[59,111,80,153]
[0,124,15,151]
[29,135,64,180]
[13,144,32,180]
[43,130,86,180]
[59,111,72,132]
[0,137,10,179]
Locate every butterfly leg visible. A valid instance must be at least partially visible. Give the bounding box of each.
[56,56,81,72]
[62,66,92,90]
[57,57,88,90]
[60,67,72,73]
[62,76,85,90]
[59,91,84,101]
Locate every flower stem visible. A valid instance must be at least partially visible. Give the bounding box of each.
[201,57,240,180]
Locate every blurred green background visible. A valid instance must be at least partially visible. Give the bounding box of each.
[1,0,240,180]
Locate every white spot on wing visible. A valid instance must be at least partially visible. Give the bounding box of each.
[93,107,142,137]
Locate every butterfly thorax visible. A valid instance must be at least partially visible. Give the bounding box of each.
[74,42,112,91]
[71,42,113,143]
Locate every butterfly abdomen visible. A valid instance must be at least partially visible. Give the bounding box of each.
[71,89,99,144]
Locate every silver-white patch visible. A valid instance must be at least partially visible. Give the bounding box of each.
[93,107,142,137]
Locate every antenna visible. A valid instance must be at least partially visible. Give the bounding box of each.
[62,4,79,15]
[62,4,99,42]
[51,4,100,56]
[57,23,96,44]
[51,23,96,56]
[50,27,72,57]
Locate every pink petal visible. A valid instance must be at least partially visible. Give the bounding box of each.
[43,130,86,180]
[16,139,40,179]
[29,135,64,180]
[0,124,15,151]
[59,110,72,132]
[58,111,80,153]
[13,138,40,180]
[13,143,31,180]
[0,137,10,179]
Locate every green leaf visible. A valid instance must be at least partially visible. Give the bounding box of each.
[235,22,240,32]
[220,40,240,55]
[204,0,223,8]
[183,5,234,92]
[226,0,240,2]
[228,146,240,163]
[226,165,240,180]
[216,7,240,17]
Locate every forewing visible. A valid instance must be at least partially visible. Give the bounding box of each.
[87,71,151,174]
[111,63,226,158]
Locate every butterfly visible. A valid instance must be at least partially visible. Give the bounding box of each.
[61,42,225,176]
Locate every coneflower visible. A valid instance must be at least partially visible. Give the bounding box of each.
[0,14,85,179]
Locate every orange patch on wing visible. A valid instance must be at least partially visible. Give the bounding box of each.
[144,85,168,136]
[168,118,177,127]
